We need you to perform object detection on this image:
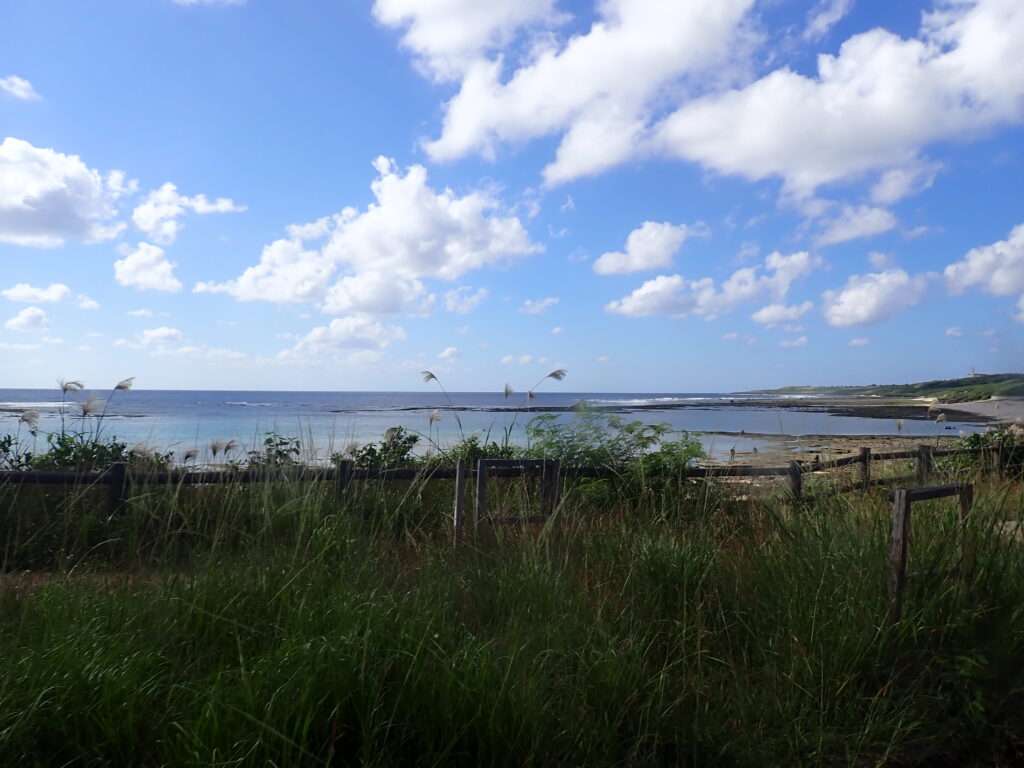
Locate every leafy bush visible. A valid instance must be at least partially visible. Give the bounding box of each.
[340,427,420,469]
[245,432,301,468]
[525,406,703,472]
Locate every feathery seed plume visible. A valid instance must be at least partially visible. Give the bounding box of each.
[115,377,135,391]
[18,410,40,428]
[59,379,84,394]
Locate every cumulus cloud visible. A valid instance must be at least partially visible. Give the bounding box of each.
[607,251,822,319]
[816,205,898,247]
[501,354,534,365]
[4,306,49,332]
[944,223,1024,297]
[0,75,40,100]
[444,286,488,314]
[77,295,100,309]
[803,0,855,41]
[196,157,539,315]
[750,300,813,327]
[946,326,964,337]
[114,243,183,293]
[280,316,405,362]
[848,337,870,346]
[132,182,245,245]
[520,297,558,314]
[421,0,756,184]
[779,336,809,348]
[655,0,1024,199]
[438,346,460,361]
[0,138,132,247]
[139,327,183,346]
[593,221,699,275]
[1,283,71,303]
[822,269,927,326]
[870,160,941,204]
[322,272,434,316]
[373,0,562,81]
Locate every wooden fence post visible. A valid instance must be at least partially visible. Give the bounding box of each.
[957,484,974,572]
[915,444,933,484]
[473,459,487,532]
[787,461,802,501]
[540,459,561,517]
[859,446,871,491]
[995,440,1006,479]
[335,459,353,494]
[887,489,911,624]
[453,459,467,544]
[106,462,128,515]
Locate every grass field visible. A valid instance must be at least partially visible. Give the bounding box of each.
[1,456,1024,766]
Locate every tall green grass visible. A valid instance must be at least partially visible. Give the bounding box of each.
[1,469,1023,766]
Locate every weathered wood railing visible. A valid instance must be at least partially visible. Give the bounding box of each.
[0,441,1016,517]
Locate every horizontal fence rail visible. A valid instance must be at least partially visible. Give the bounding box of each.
[1,441,1017,513]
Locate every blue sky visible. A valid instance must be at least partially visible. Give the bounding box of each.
[1,0,1022,392]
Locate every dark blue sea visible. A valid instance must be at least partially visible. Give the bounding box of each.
[0,388,986,463]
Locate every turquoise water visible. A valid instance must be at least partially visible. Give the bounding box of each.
[0,388,985,462]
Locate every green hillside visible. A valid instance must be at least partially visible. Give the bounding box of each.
[741,373,1024,403]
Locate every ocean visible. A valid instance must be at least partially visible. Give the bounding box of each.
[0,388,986,463]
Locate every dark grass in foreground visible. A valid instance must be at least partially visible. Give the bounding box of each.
[2,472,1024,766]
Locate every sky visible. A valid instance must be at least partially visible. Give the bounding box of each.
[1,0,1022,393]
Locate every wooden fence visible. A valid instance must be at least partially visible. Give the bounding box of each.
[0,441,1016,519]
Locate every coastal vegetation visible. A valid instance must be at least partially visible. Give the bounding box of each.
[744,372,1024,403]
[1,380,1023,765]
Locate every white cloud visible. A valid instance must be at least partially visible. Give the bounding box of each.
[1,283,71,303]
[822,269,927,327]
[751,300,813,327]
[280,316,405,362]
[114,243,183,293]
[373,0,562,81]
[945,326,964,337]
[595,355,611,364]
[869,160,941,204]
[126,308,168,318]
[848,337,870,347]
[944,223,1024,296]
[722,331,756,347]
[196,157,539,312]
[868,251,893,269]
[655,1,1024,199]
[322,271,434,316]
[4,306,49,332]
[501,354,534,365]
[131,182,245,245]
[0,138,130,247]
[444,286,488,314]
[77,294,100,310]
[607,251,822,319]
[779,335,809,348]
[41,336,63,345]
[139,327,183,346]
[816,205,897,247]
[593,221,698,275]
[520,296,559,314]
[803,0,854,41]
[0,75,40,100]
[438,346,460,361]
[421,0,756,184]
[551,326,563,334]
